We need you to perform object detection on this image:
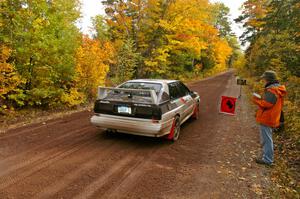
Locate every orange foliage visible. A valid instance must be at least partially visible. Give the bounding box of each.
[242,0,268,31]
[75,36,115,99]
[0,45,21,96]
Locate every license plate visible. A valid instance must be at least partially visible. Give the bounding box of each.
[117,106,132,114]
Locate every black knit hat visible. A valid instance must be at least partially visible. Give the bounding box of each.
[260,70,278,81]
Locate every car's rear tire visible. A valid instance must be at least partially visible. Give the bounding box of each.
[172,117,181,141]
[167,116,180,141]
[105,128,117,135]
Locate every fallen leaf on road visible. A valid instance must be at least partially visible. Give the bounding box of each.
[251,184,263,195]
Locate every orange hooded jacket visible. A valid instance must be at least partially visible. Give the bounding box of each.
[253,84,287,128]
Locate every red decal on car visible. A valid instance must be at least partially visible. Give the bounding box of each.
[167,118,176,140]
[180,98,186,104]
[192,104,199,118]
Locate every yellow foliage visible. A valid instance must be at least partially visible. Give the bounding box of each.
[160,0,232,75]
[204,39,232,76]
[144,46,170,75]
[233,54,246,72]
[0,45,21,97]
[164,0,213,57]
[213,39,232,67]
[103,0,233,78]
[61,88,85,107]
[75,36,115,99]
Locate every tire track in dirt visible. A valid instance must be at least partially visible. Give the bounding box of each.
[0,115,91,160]
[0,111,88,140]
[0,126,96,190]
[0,120,67,140]
[34,140,125,198]
[72,150,143,199]
[1,133,130,198]
[75,138,169,199]
[99,152,156,199]
[0,125,92,177]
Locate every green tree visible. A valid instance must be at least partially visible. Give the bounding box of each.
[235,0,268,45]
[116,38,141,82]
[213,2,232,38]
[226,35,242,68]
[212,2,241,68]
[236,0,299,77]
[92,15,110,41]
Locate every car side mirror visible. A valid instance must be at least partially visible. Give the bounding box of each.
[190,91,198,98]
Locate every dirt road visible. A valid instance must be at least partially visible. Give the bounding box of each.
[0,71,271,199]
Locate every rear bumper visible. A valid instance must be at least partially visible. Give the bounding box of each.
[90,114,173,137]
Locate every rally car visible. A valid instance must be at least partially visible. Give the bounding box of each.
[90,79,200,141]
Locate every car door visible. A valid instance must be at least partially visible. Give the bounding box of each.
[168,82,192,122]
[177,81,194,119]
[168,82,182,117]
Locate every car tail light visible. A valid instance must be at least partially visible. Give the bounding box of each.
[152,106,162,121]
[152,118,160,123]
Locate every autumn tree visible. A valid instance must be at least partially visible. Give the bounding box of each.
[101,0,233,79]
[116,38,141,82]
[0,45,23,112]
[75,36,114,100]
[92,15,110,41]
[235,0,268,45]
[1,0,81,107]
[213,2,232,38]
[236,0,299,77]
[212,3,241,68]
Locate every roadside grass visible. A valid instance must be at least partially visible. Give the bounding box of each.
[236,70,300,199]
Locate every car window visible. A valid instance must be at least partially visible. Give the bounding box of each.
[177,82,190,96]
[119,82,162,94]
[160,91,170,102]
[168,82,181,100]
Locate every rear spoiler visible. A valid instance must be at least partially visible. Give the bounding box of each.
[97,87,158,104]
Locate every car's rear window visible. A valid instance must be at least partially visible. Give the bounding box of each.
[119,82,162,94]
[102,82,162,104]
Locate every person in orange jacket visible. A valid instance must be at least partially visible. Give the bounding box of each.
[253,71,287,166]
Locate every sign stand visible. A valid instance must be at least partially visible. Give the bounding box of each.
[239,85,242,98]
[237,78,247,98]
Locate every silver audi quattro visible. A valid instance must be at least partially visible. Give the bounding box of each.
[90,79,200,141]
